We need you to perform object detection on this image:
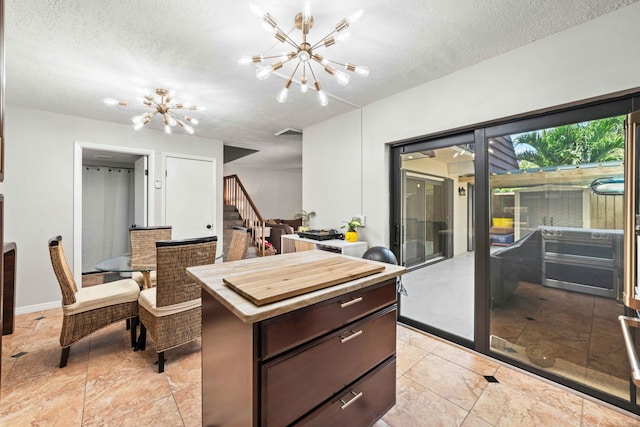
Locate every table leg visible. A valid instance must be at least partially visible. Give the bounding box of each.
[142,271,152,289]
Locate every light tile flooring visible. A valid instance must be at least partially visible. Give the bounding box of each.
[1,308,640,426]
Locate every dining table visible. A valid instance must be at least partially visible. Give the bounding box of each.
[94,254,155,289]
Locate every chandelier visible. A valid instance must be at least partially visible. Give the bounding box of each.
[103,88,204,135]
[240,3,369,106]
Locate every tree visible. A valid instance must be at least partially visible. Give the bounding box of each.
[514,116,624,168]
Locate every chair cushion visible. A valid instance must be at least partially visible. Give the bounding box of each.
[132,271,157,287]
[63,279,140,316]
[138,287,201,317]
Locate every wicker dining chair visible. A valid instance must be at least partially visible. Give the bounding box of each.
[48,236,140,368]
[226,226,250,262]
[137,235,217,372]
[129,225,172,288]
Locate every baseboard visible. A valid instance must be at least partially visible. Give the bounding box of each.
[15,300,61,315]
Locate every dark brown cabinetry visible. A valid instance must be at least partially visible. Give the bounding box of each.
[201,279,397,427]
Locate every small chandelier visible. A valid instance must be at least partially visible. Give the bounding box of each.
[240,3,369,106]
[103,88,204,135]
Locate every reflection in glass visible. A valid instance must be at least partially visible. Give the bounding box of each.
[488,116,628,400]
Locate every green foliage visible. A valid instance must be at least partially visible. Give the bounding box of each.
[514,116,624,168]
[341,218,362,232]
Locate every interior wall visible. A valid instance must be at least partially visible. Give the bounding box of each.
[223,163,302,220]
[304,109,362,232]
[303,3,640,250]
[5,105,224,311]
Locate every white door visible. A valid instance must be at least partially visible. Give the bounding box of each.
[165,155,216,240]
[134,156,148,227]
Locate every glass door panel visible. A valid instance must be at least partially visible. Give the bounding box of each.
[488,115,628,401]
[398,142,475,341]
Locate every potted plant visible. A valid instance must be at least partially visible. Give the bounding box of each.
[341,218,362,242]
[294,210,316,232]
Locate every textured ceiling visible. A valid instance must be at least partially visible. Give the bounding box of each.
[5,0,639,169]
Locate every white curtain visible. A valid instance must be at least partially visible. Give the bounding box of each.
[82,166,135,273]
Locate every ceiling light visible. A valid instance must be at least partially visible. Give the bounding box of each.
[103,88,204,135]
[241,2,369,106]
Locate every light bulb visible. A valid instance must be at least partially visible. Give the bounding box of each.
[186,116,199,125]
[103,98,118,105]
[298,51,310,63]
[133,122,144,131]
[184,125,194,135]
[300,76,308,93]
[277,87,289,103]
[347,9,364,24]
[333,70,350,86]
[132,115,143,124]
[318,90,328,106]
[165,124,171,134]
[355,65,369,77]
[168,116,177,127]
[238,56,252,65]
[303,1,311,21]
[261,21,276,34]
[256,66,273,80]
[335,32,351,43]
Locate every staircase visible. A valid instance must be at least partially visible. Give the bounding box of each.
[223,205,245,257]
[223,175,268,258]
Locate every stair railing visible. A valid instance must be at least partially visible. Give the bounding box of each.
[224,175,267,255]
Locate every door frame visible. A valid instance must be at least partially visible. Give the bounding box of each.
[73,141,155,285]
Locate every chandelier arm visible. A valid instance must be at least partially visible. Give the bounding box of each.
[271,24,302,50]
[288,62,301,81]
[308,63,320,85]
[310,29,338,50]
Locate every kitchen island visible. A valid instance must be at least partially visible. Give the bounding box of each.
[187,250,405,427]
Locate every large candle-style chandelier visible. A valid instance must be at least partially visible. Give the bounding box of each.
[104,88,204,135]
[239,3,369,106]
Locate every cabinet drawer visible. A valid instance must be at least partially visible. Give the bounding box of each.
[261,306,396,427]
[260,280,396,359]
[297,356,396,427]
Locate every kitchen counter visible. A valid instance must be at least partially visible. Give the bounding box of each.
[187,250,405,323]
[188,250,405,427]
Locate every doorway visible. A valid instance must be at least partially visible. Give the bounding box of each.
[73,142,155,283]
[390,94,640,414]
[393,134,476,342]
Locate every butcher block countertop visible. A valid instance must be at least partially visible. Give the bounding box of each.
[187,250,405,324]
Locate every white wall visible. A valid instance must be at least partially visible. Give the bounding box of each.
[3,105,224,312]
[304,109,363,232]
[303,3,640,249]
[223,164,302,220]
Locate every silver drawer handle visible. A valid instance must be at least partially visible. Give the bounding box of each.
[340,391,363,410]
[340,330,363,343]
[340,296,363,308]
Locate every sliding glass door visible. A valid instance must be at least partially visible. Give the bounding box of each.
[391,94,640,413]
[403,171,452,267]
[393,134,476,342]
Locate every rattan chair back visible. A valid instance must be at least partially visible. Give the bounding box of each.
[226,226,250,262]
[129,226,172,269]
[48,236,77,305]
[48,235,141,368]
[155,236,217,307]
